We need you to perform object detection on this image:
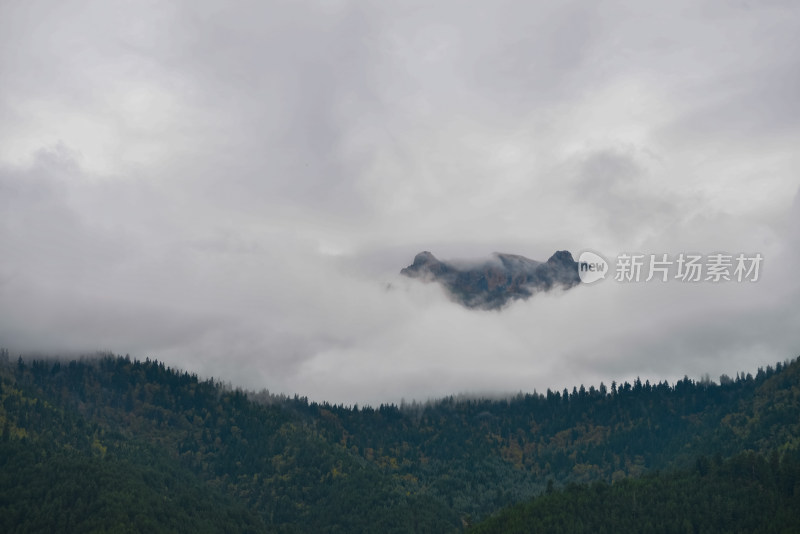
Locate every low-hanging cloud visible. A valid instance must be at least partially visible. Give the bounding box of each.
[1,0,799,405]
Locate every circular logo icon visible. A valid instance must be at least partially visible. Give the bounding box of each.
[578,251,608,284]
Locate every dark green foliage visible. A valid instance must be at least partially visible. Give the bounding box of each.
[0,440,267,534]
[0,351,798,532]
[294,358,800,520]
[0,354,459,533]
[470,450,800,533]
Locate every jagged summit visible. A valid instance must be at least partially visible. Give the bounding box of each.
[409,251,442,268]
[401,250,580,310]
[402,251,451,280]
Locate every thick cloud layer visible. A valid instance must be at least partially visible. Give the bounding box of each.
[1,0,798,404]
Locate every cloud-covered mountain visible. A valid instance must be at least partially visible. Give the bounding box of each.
[401,250,580,309]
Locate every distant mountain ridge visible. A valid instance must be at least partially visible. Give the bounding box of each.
[401,250,581,309]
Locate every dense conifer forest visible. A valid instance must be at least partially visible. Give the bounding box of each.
[1,348,798,532]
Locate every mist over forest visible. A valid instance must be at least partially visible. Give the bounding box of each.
[2,0,799,531]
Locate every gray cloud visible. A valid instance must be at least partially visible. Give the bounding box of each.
[1,0,798,404]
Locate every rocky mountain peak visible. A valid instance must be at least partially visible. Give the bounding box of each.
[401,249,580,310]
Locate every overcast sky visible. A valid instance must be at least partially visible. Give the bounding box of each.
[1,0,799,404]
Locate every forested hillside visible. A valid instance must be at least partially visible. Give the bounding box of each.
[470,450,800,533]
[1,349,798,532]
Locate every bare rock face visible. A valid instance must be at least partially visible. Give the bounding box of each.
[401,250,580,309]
